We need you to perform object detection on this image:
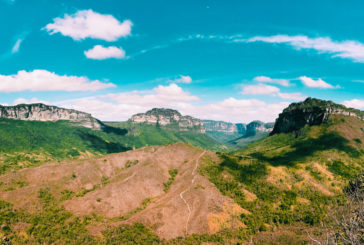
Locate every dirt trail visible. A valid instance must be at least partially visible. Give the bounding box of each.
[179,150,206,236]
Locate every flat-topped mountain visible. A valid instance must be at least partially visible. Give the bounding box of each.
[131,108,205,133]
[0,103,103,130]
[202,120,246,134]
[202,119,274,147]
[271,98,364,135]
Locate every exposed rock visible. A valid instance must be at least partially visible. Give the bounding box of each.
[202,120,246,134]
[131,108,205,133]
[271,98,364,135]
[0,103,103,130]
[245,121,274,137]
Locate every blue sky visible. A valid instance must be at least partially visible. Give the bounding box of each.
[0,0,364,122]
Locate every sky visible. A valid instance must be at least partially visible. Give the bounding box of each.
[0,0,364,123]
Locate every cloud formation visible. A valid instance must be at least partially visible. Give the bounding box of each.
[11,38,23,53]
[44,10,132,41]
[241,83,305,100]
[171,75,192,84]
[247,35,364,63]
[253,76,290,86]
[49,83,293,123]
[342,99,364,110]
[84,45,126,60]
[0,70,115,92]
[299,76,335,88]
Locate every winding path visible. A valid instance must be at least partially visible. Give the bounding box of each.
[179,150,206,236]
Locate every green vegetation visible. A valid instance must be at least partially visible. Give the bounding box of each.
[0,118,226,174]
[163,169,178,192]
[0,189,160,244]
[103,223,160,245]
[0,119,130,174]
[229,131,270,148]
[107,121,227,151]
[111,198,153,222]
[327,160,361,180]
[125,159,139,168]
[200,115,364,236]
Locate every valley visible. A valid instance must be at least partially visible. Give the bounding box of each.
[0,98,363,244]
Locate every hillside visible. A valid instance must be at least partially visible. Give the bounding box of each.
[200,99,364,243]
[0,106,227,174]
[0,119,131,174]
[0,98,363,244]
[0,143,245,244]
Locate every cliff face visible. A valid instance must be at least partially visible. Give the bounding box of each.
[271,98,364,135]
[0,103,103,130]
[202,120,246,134]
[131,108,205,133]
[245,121,274,137]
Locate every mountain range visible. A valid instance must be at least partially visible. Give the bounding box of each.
[0,98,363,244]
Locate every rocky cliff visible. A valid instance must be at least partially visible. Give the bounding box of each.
[0,103,103,130]
[131,108,205,133]
[271,98,364,135]
[245,121,274,137]
[202,120,246,134]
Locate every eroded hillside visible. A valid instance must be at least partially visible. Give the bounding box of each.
[0,143,245,243]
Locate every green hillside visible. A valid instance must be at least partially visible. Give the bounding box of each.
[200,114,364,242]
[0,119,226,174]
[229,131,270,148]
[106,121,227,151]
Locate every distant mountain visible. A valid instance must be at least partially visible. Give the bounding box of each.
[202,119,274,147]
[202,120,246,134]
[107,108,226,151]
[0,103,103,130]
[228,121,274,148]
[131,108,205,133]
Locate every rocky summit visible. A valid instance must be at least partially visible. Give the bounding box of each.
[131,108,205,133]
[271,97,364,135]
[0,103,103,130]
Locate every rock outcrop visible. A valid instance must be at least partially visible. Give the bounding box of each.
[271,98,364,135]
[131,108,205,133]
[0,103,103,130]
[245,121,274,137]
[202,120,246,134]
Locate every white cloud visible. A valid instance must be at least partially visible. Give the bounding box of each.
[51,83,292,123]
[242,83,280,95]
[247,35,364,63]
[299,76,335,88]
[342,99,364,110]
[0,69,116,92]
[11,38,23,53]
[84,45,126,60]
[44,9,132,41]
[241,83,305,100]
[277,92,305,100]
[171,75,192,84]
[13,97,48,105]
[253,76,290,86]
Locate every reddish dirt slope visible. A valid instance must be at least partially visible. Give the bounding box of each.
[0,143,244,239]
